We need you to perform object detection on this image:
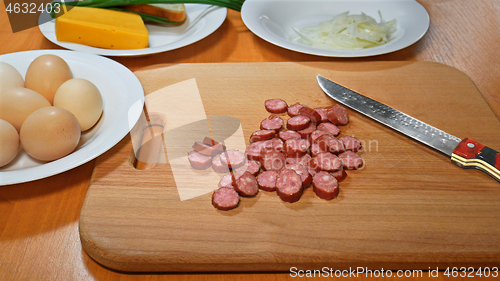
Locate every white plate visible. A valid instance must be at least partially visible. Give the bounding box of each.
[241,0,430,57]
[38,5,227,56]
[0,50,144,185]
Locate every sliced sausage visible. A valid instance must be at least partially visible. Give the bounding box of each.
[299,107,322,123]
[218,174,234,188]
[317,122,340,136]
[246,159,261,176]
[231,166,248,184]
[202,137,226,152]
[312,171,339,200]
[265,99,288,114]
[245,141,271,161]
[284,138,310,158]
[286,154,311,166]
[260,115,284,132]
[315,134,345,154]
[257,170,278,192]
[203,137,218,146]
[338,151,364,170]
[330,168,347,182]
[270,137,284,152]
[193,141,218,156]
[307,165,317,177]
[285,163,312,188]
[314,107,329,122]
[250,129,275,142]
[188,150,212,170]
[310,130,333,142]
[310,152,342,172]
[260,149,286,171]
[278,130,301,141]
[310,142,326,157]
[234,171,259,197]
[212,187,240,210]
[297,122,316,139]
[212,153,230,173]
[286,115,311,131]
[219,149,246,169]
[276,169,303,203]
[287,103,306,117]
[326,104,349,125]
[339,136,362,152]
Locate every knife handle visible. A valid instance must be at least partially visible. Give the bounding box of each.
[451,138,500,182]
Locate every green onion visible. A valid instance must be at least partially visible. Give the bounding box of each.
[54,0,244,12]
[106,8,183,24]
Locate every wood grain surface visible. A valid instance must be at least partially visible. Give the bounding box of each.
[80,61,500,272]
[1,0,500,280]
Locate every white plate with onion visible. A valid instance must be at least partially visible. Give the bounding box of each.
[38,4,227,56]
[241,0,430,57]
[0,50,144,185]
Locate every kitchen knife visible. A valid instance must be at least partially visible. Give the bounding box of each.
[316,75,500,182]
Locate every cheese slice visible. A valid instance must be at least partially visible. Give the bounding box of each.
[55,7,149,50]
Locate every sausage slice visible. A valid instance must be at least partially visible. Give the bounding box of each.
[250,129,276,142]
[260,115,284,132]
[312,171,339,200]
[326,104,349,125]
[246,159,261,176]
[278,130,301,141]
[285,163,312,188]
[299,107,322,123]
[218,174,234,189]
[310,130,333,142]
[287,115,311,131]
[212,153,230,173]
[297,122,316,139]
[260,149,286,171]
[188,150,212,170]
[287,103,306,117]
[314,107,329,122]
[219,150,246,169]
[339,136,362,152]
[310,152,342,172]
[276,169,303,203]
[234,171,259,197]
[330,168,347,182]
[212,187,240,210]
[315,134,345,154]
[284,138,310,158]
[265,99,288,114]
[257,170,278,192]
[317,122,340,136]
[338,151,364,170]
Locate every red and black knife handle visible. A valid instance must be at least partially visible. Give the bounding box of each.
[451,138,500,182]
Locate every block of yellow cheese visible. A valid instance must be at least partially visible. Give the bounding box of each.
[55,7,149,49]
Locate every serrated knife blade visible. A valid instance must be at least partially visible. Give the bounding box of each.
[316,75,500,182]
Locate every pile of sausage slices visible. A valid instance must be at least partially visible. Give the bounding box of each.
[187,99,364,211]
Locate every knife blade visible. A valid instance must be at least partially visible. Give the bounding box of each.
[316,75,500,182]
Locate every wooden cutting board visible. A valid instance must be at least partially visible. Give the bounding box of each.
[80,62,500,272]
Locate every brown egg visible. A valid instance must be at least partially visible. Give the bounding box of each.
[54,78,103,131]
[0,87,51,132]
[0,119,20,167]
[24,55,72,104]
[20,106,81,161]
[0,62,24,91]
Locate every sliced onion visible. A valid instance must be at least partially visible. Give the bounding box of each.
[290,11,398,50]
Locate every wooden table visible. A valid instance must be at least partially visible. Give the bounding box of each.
[1,1,499,280]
